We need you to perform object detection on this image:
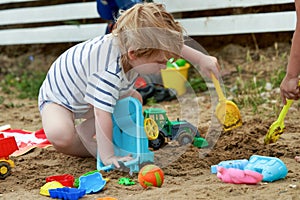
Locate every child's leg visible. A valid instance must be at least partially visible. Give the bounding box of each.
[41,103,92,157]
[76,112,98,158]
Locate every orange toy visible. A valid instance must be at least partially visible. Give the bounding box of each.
[138,164,164,188]
[96,197,117,200]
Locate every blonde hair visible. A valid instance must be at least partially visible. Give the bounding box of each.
[112,3,184,69]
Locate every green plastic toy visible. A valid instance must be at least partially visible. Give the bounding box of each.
[118,177,135,186]
[166,58,187,69]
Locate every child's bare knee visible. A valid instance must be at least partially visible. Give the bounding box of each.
[44,127,75,148]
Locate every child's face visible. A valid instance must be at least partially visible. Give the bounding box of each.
[128,52,167,75]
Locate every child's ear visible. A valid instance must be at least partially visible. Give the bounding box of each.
[127,47,136,60]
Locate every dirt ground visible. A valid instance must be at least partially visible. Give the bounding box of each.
[1,40,300,200]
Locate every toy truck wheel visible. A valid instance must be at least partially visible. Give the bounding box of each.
[0,161,11,179]
[149,133,165,150]
[177,131,194,146]
[144,118,159,140]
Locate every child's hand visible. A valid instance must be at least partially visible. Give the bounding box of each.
[280,75,300,104]
[200,55,221,78]
[181,45,221,78]
[103,154,133,168]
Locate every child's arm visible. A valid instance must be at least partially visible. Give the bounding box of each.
[181,44,220,78]
[280,0,300,104]
[120,89,143,103]
[94,107,132,168]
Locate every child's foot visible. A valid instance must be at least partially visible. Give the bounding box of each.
[295,156,300,162]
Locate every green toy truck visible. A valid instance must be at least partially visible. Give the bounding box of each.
[143,108,208,150]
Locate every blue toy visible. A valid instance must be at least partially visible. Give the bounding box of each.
[211,159,249,174]
[244,155,288,182]
[78,172,106,194]
[97,97,154,173]
[49,187,86,200]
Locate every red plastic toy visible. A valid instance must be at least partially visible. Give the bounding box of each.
[0,134,19,179]
[46,174,75,187]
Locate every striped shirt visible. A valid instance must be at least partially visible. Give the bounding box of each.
[38,34,138,115]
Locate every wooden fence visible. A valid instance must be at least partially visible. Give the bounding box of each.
[0,0,296,45]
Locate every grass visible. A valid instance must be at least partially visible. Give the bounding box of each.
[188,77,208,93]
[226,50,288,114]
[187,67,208,93]
[0,71,46,100]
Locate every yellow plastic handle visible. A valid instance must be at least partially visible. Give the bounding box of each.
[277,99,293,123]
[211,73,226,101]
[276,80,300,123]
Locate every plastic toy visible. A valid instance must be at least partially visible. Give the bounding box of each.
[78,172,106,194]
[211,73,242,132]
[144,117,159,140]
[49,187,86,200]
[118,177,136,186]
[0,134,19,179]
[97,97,154,173]
[264,99,292,144]
[162,58,190,96]
[264,81,300,144]
[166,58,189,69]
[46,174,75,187]
[74,171,110,188]
[143,107,208,150]
[211,159,249,174]
[40,181,64,196]
[217,167,263,184]
[74,170,99,188]
[96,198,118,200]
[193,136,209,148]
[244,155,288,182]
[138,164,164,188]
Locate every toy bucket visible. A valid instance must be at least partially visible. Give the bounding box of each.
[161,63,190,96]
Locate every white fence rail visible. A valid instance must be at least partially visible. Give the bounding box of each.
[154,0,294,12]
[1,0,38,4]
[0,0,296,45]
[0,2,99,26]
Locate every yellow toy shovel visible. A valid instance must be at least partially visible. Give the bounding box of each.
[264,99,293,144]
[211,74,242,131]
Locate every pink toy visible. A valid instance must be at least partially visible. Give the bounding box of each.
[217,167,263,184]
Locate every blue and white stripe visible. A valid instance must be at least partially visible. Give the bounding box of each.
[38,34,138,115]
